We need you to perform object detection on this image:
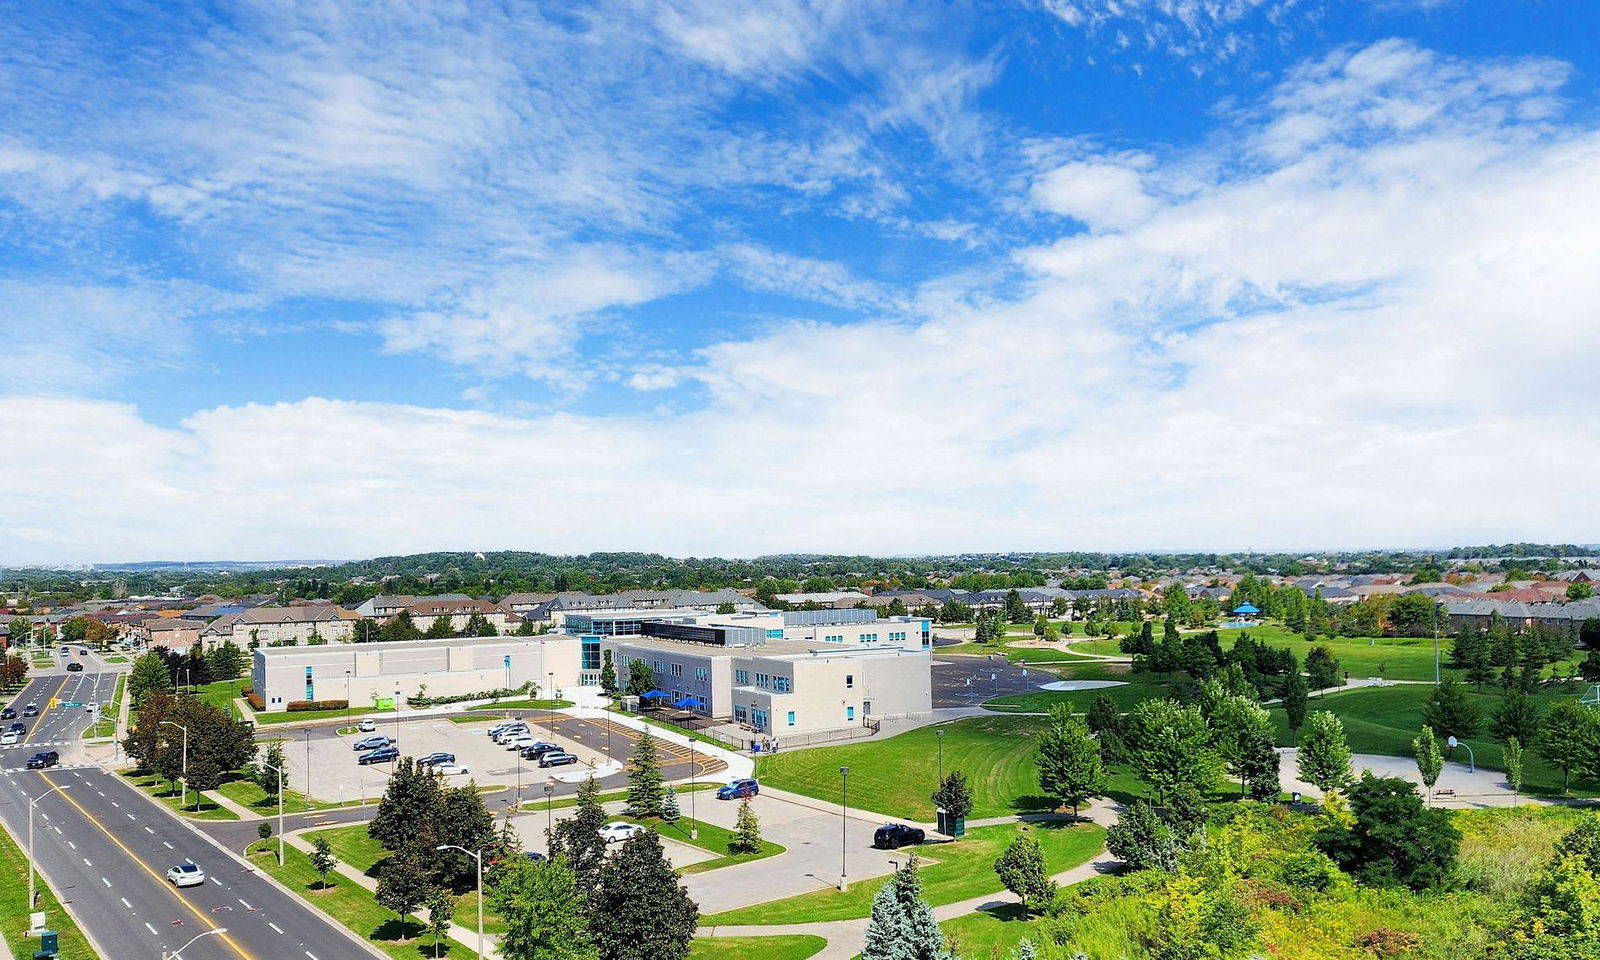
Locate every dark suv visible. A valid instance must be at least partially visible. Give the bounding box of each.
[873,823,926,850]
[26,751,60,770]
[66,662,83,672]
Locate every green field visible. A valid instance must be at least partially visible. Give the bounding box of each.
[690,936,826,960]
[249,845,440,959]
[192,678,249,718]
[103,654,129,663]
[0,811,96,960]
[702,821,1105,925]
[939,903,1035,960]
[983,662,1163,714]
[756,715,1057,820]
[215,777,380,815]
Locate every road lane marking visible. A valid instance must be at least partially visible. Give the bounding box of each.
[121,897,133,909]
[145,826,155,834]
[101,876,110,887]
[163,841,173,849]
[145,922,158,935]
[238,899,251,909]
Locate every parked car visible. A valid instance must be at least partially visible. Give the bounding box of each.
[598,822,645,843]
[873,823,926,850]
[523,851,546,862]
[434,763,471,776]
[492,726,529,744]
[22,704,39,717]
[537,750,578,768]
[352,735,392,751]
[356,718,378,732]
[166,862,205,887]
[65,662,83,672]
[519,742,560,760]
[1,707,15,720]
[507,735,542,752]
[417,752,456,768]
[1,731,20,745]
[358,746,400,765]
[26,751,59,770]
[717,778,760,800]
[58,647,69,655]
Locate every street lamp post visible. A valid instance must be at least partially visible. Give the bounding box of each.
[344,669,352,729]
[436,845,485,959]
[160,720,189,810]
[689,739,698,841]
[544,781,555,834]
[163,926,227,959]
[27,784,70,908]
[838,765,850,891]
[261,759,285,865]
[393,688,402,748]
[304,728,313,795]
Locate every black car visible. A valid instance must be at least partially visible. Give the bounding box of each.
[417,752,456,768]
[873,823,926,850]
[0,708,14,720]
[519,742,560,760]
[22,704,39,717]
[26,751,59,770]
[65,662,83,672]
[8,722,25,734]
[358,745,400,765]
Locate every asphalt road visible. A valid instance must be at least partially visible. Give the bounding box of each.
[0,665,381,960]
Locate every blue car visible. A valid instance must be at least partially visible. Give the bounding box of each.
[717,778,759,800]
[352,735,392,752]
[358,745,399,765]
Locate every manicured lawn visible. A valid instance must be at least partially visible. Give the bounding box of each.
[984,665,1164,714]
[702,821,1105,925]
[938,641,1090,664]
[121,769,239,820]
[463,698,574,712]
[619,814,786,876]
[305,823,391,874]
[940,903,1036,960]
[249,846,445,959]
[253,704,395,725]
[103,654,129,663]
[690,935,826,960]
[83,674,124,738]
[191,678,248,718]
[756,715,1057,820]
[215,777,379,815]
[0,810,96,960]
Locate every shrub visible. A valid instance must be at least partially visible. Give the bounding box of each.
[244,691,265,711]
[1355,928,1421,957]
[286,699,348,712]
[405,683,532,707]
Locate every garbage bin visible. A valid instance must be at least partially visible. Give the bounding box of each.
[35,928,58,958]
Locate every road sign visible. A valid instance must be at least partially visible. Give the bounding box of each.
[59,702,81,708]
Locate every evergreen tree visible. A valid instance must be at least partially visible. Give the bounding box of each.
[1491,688,1543,746]
[1413,726,1444,803]
[885,598,909,617]
[490,854,596,960]
[661,785,680,823]
[589,833,697,960]
[598,650,618,696]
[206,638,247,680]
[424,614,457,639]
[729,797,762,854]
[1036,706,1107,815]
[626,729,664,817]
[1297,710,1353,795]
[462,611,497,637]
[994,834,1055,917]
[1421,677,1481,743]
[548,774,609,894]
[1281,665,1310,733]
[931,770,974,824]
[1305,645,1341,690]
[383,611,422,642]
[1105,801,1180,872]
[1084,694,1125,761]
[1581,647,1600,684]
[1003,589,1031,624]
[862,856,954,960]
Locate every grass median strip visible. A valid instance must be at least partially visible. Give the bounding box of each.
[702,820,1105,926]
[0,811,96,960]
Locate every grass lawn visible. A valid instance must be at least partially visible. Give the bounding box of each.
[756,715,1057,820]
[215,777,379,815]
[83,674,125,738]
[938,641,1091,664]
[463,698,574,712]
[306,824,392,875]
[690,936,826,960]
[252,704,396,725]
[0,811,96,960]
[940,903,1037,960]
[103,654,129,663]
[121,769,240,820]
[984,663,1164,715]
[248,846,447,959]
[619,814,786,876]
[1269,683,1594,797]
[702,820,1105,925]
[191,678,248,718]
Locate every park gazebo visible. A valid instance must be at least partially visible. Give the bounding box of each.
[1231,602,1261,622]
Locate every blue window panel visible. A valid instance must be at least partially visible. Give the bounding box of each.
[846,706,855,721]
[787,711,796,727]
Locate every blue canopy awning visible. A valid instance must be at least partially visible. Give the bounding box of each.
[641,689,671,699]
[1232,603,1260,615]
[674,696,707,709]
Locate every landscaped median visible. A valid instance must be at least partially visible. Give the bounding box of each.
[121,768,240,821]
[83,674,125,738]
[700,820,1105,926]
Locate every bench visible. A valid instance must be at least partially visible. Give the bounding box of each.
[1433,788,1456,799]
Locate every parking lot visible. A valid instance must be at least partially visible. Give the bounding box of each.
[280,710,724,805]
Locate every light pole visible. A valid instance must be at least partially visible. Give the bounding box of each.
[689,739,698,840]
[261,759,285,865]
[838,765,850,891]
[436,845,484,959]
[27,784,70,908]
[303,728,313,795]
[160,720,189,810]
[344,669,352,729]
[163,927,227,959]
[544,781,555,833]
[393,688,402,748]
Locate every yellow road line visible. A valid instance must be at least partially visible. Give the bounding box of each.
[40,770,258,960]
[24,675,70,740]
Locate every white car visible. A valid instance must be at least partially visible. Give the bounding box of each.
[507,735,539,751]
[166,862,205,887]
[1,731,19,745]
[433,763,471,776]
[357,719,377,732]
[598,822,646,844]
[493,727,529,744]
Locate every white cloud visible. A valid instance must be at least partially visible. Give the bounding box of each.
[1031,158,1158,231]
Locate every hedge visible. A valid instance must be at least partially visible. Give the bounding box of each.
[406,682,531,708]
[245,691,266,711]
[286,699,349,712]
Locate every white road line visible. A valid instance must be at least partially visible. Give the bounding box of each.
[82,858,91,866]
[268,922,284,934]
[306,952,319,960]
[238,899,252,909]
[110,801,119,807]
[144,826,155,834]
[126,813,136,820]
[66,841,75,849]
[100,876,110,887]
[121,897,133,909]
[144,922,157,936]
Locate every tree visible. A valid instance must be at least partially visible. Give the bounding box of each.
[589,832,697,960]
[1085,694,1125,762]
[1387,593,1437,637]
[1581,647,1600,684]
[1505,736,1525,805]
[931,771,973,825]
[1239,730,1281,801]
[376,845,434,932]
[370,758,444,853]
[1297,711,1353,795]
[625,659,653,697]
[1003,589,1030,624]
[1571,582,1597,601]
[424,615,456,639]
[1305,646,1341,691]
[626,728,663,818]
[1036,706,1107,815]
[729,797,762,854]
[462,611,497,637]
[1105,801,1179,872]
[884,598,908,617]
[206,638,247,680]
[1492,688,1543,746]
[862,856,954,960]
[424,887,455,959]
[1206,694,1273,798]
[128,650,173,706]
[1421,677,1481,744]
[382,611,422,642]
[7,617,31,647]
[1538,699,1596,795]
[310,835,337,889]
[547,774,608,894]
[994,834,1055,918]
[598,650,618,697]
[1315,773,1460,891]
[257,820,273,850]
[1126,700,1219,804]
[253,742,285,800]
[1413,726,1444,803]
[1281,666,1310,732]
[490,854,596,960]
[437,784,496,889]
[661,785,680,823]
[135,694,255,793]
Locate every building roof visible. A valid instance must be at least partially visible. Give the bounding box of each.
[232,606,360,625]
[146,618,205,632]
[255,634,574,658]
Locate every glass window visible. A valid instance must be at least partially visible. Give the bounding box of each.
[845,674,853,688]
[735,669,749,685]
[787,711,796,727]
[846,705,855,721]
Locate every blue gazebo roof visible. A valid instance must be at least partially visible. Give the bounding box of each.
[1232,603,1261,614]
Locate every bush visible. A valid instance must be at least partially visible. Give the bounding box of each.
[406,683,531,707]
[245,691,265,711]
[286,699,349,712]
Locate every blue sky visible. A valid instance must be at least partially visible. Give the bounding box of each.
[2,1,1597,563]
